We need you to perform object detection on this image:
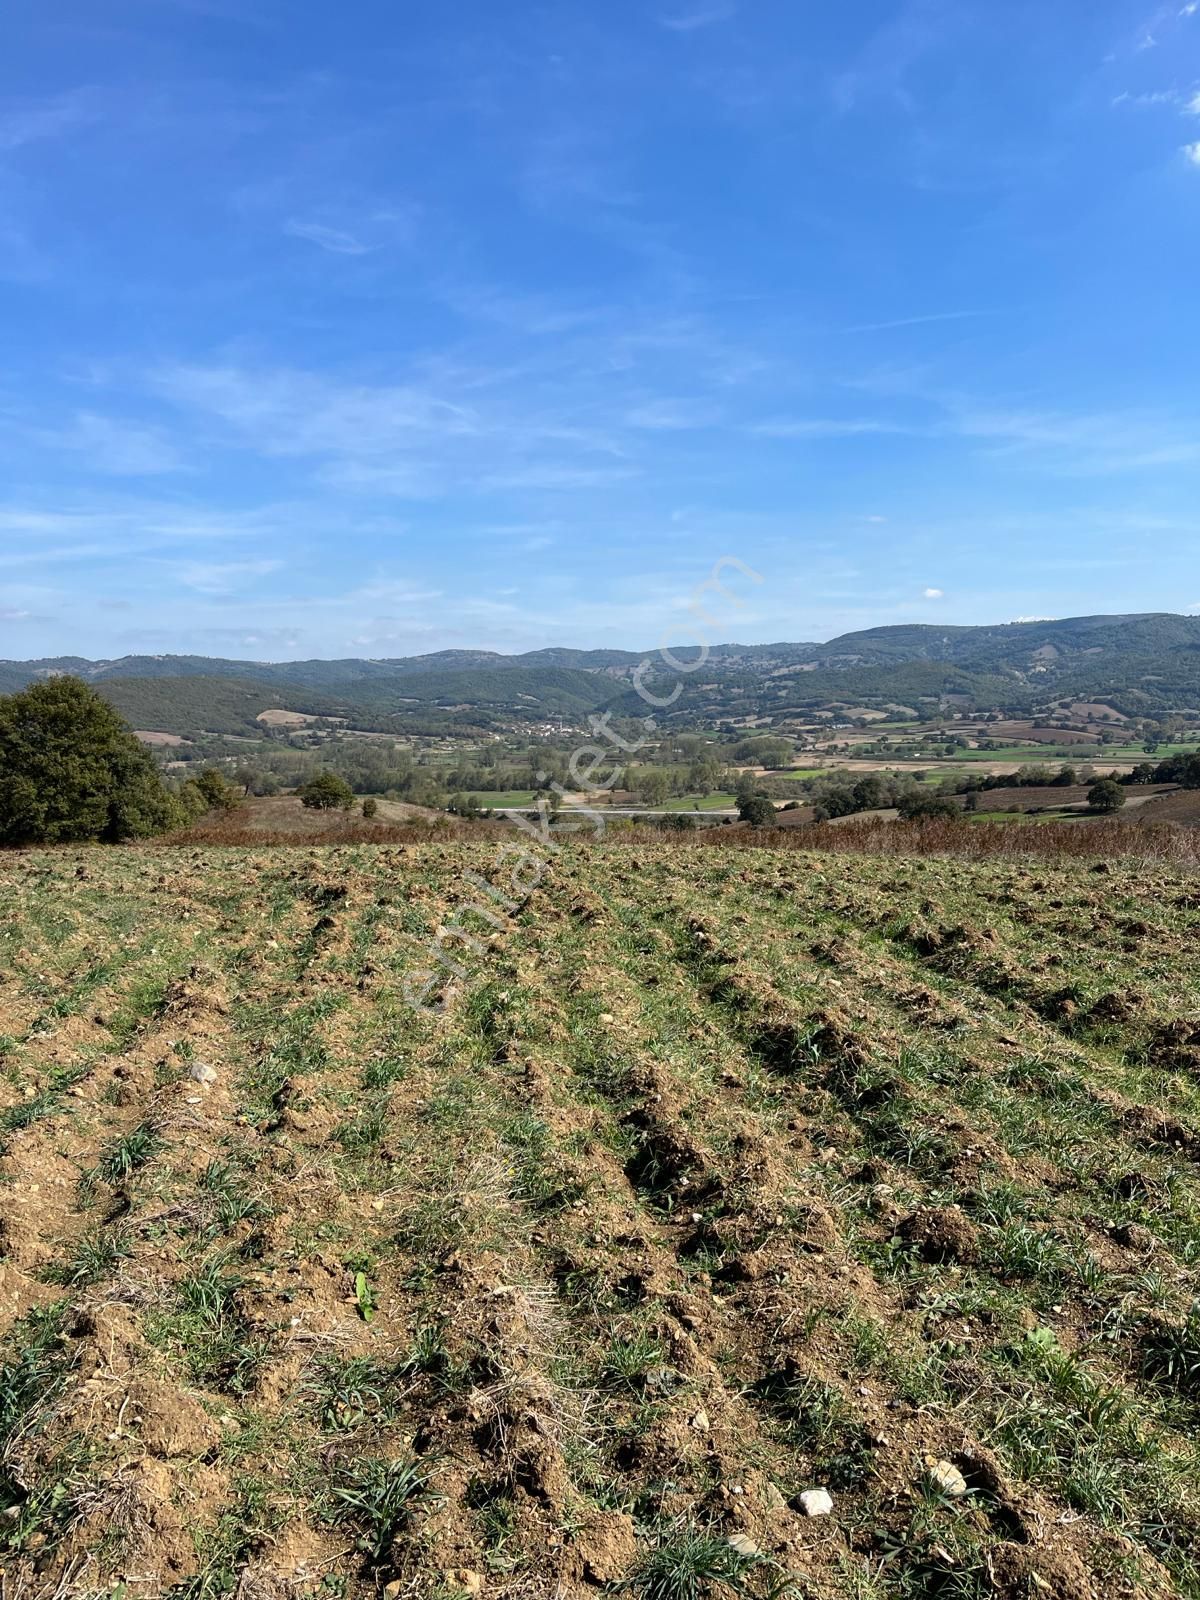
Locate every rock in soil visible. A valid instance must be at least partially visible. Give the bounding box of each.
[797,1489,834,1517]
[727,1532,761,1556]
[926,1459,968,1498]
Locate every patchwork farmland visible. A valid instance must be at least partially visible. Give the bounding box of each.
[3,841,1200,1599]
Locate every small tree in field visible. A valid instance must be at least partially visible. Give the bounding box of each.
[361,797,378,818]
[738,794,777,826]
[299,771,355,811]
[1088,778,1126,813]
[0,677,177,845]
[898,793,960,821]
[195,768,241,811]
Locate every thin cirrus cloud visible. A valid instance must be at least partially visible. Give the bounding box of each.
[749,417,913,439]
[1184,141,1200,164]
[625,398,721,430]
[0,91,96,151]
[47,413,187,477]
[660,4,734,31]
[844,309,1002,334]
[283,218,373,255]
[148,359,633,496]
[174,558,285,595]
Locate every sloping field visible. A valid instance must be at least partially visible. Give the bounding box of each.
[2,843,1200,1599]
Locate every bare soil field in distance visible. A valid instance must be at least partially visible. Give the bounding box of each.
[171,796,448,845]
[1121,790,1200,828]
[3,840,1200,1599]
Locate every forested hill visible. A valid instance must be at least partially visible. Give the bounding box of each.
[3,612,1200,732]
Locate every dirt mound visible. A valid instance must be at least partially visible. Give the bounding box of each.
[895,1204,981,1264]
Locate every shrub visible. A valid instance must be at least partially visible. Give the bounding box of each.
[299,771,355,811]
[738,795,777,826]
[897,793,960,821]
[361,797,378,819]
[194,768,241,812]
[1088,778,1126,814]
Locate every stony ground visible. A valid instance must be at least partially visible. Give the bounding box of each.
[2,841,1200,1600]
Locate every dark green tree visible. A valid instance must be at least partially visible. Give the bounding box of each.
[734,771,759,808]
[898,793,960,821]
[738,794,777,826]
[0,677,178,845]
[195,768,241,811]
[1088,778,1126,813]
[299,770,355,810]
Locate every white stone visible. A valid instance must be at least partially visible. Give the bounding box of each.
[726,1533,759,1557]
[798,1488,834,1517]
[927,1459,968,1498]
[189,1060,218,1085]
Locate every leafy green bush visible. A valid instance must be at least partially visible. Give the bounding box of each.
[1088,778,1126,813]
[738,795,777,826]
[0,677,178,845]
[298,770,355,810]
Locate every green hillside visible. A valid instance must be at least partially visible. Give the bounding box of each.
[6,613,1200,732]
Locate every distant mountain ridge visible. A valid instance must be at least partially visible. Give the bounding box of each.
[3,613,1199,733]
[3,613,1197,689]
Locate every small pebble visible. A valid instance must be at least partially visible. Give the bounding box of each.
[926,1459,968,1498]
[798,1488,834,1517]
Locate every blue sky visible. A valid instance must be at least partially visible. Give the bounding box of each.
[1,0,1199,661]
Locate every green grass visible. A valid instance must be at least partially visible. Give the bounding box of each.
[6,840,1200,1597]
[464,789,538,807]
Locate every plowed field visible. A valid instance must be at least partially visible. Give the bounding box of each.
[3,842,1200,1600]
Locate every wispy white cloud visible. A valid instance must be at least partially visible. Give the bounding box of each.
[660,4,734,32]
[923,586,944,599]
[0,91,97,152]
[846,309,1002,334]
[42,412,187,476]
[1111,87,1184,107]
[153,362,477,462]
[845,367,1200,475]
[625,398,720,430]
[955,405,1200,471]
[283,218,373,255]
[749,417,912,439]
[832,0,949,114]
[1185,140,1200,163]
[173,558,285,594]
[150,359,631,497]
[482,463,637,491]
